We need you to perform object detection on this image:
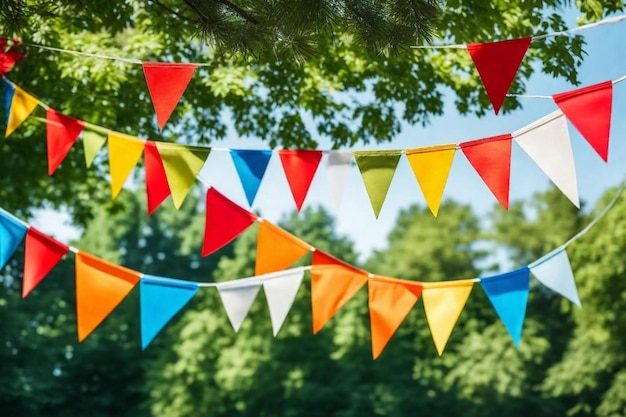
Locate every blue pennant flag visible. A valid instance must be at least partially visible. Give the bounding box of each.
[0,208,27,270]
[480,266,530,348]
[230,149,272,207]
[3,79,16,122]
[140,275,199,349]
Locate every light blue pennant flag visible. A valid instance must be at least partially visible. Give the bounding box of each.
[140,275,199,349]
[230,149,272,207]
[481,266,530,348]
[529,246,581,307]
[0,208,27,270]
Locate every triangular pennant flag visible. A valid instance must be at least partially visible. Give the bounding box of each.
[353,150,402,218]
[203,187,257,256]
[22,228,69,298]
[156,143,210,209]
[108,132,145,199]
[5,83,40,137]
[513,111,579,207]
[422,280,474,355]
[230,149,272,207]
[278,150,323,211]
[46,109,85,175]
[481,267,530,347]
[140,276,198,349]
[3,78,15,122]
[467,37,532,114]
[326,150,353,209]
[0,208,27,270]
[529,247,580,307]
[144,141,172,215]
[216,280,262,332]
[460,134,512,209]
[311,250,369,334]
[369,276,422,359]
[263,268,305,336]
[405,144,456,217]
[82,130,107,168]
[553,80,613,161]
[75,252,141,342]
[142,62,197,130]
[255,221,310,276]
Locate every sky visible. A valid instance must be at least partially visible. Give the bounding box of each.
[33,8,626,264]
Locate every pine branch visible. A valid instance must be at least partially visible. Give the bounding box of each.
[147,0,198,23]
[215,0,259,24]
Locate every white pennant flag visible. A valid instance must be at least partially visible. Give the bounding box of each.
[326,151,353,209]
[529,247,581,307]
[263,269,305,336]
[217,280,262,332]
[513,110,579,208]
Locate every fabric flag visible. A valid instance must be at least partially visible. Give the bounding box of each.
[216,279,262,332]
[82,130,107,168]
[553,80,613,162]
[460,134,512,209]
[513,110,579,207]
[405,144,456,217]
[422,280,474,355]
[353,150,402,218]
[4,81,39,137]
[325,150,353,209]
[108,132,145,199]
[75,252,141,342]
[144,141,172,215]
[255,221,310,276]
[156,143,210,209]
[142,62,197,130]
[202,187,257,256]
[22,228,69,298]
[278,150,323,211]
[140,276,199,349]
[529,246,580,307]
[46,109,85,175]
[0,208,27,270]
[263,268,305,336]
[230,149,272,207]
[310,250,369,333]
[481,267,530,347]
[369,276,422,359]
[467,37,532,114]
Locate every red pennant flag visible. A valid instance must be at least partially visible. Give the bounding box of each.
[46,109,85,175]
[278,150,323,211]
[203,188,258,256]
[467,37,531,114]
[553,81,613,162]
[142,62,197,130]
[460,134,512,209]
[22,228,69,298]
[144,141,172,215]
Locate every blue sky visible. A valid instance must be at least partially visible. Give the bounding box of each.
[33,9,626,263]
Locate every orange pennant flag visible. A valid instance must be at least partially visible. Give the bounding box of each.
[255,221,311,276]
[406,144,456,217]
[75,252,141,342]
[422,280,474,355]
[368,276,422,359]
[108,132,145,199]
[311,250,369,334]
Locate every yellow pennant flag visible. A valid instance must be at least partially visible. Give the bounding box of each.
[82,130,107,168]
[422,280,474,355]
[405,144,456,217]
[108,132,145,199]
[156,143,210,209]
[6,85,40,137]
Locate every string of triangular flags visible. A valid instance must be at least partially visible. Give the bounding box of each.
[2,178,623,358]
[6,13,624,123]
[2,76,621,219]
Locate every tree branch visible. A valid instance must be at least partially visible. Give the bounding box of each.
[214,0,260,25]
[147,0,198,23]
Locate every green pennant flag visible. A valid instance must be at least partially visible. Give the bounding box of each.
[82,130,107,168]
[353,150,402,218]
